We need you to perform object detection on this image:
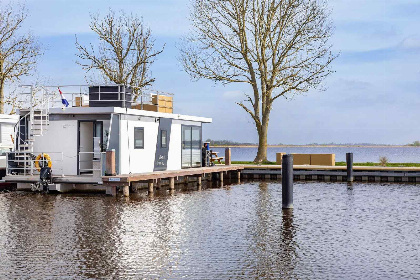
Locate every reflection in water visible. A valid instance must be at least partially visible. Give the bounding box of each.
[0,182,419,279]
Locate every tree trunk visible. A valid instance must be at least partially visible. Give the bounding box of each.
[254,121,269,163]
[0,81,4,114]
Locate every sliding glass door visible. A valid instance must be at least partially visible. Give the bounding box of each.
[182,125,202,168]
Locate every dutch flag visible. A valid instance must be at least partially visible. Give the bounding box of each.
[58,87,69,107]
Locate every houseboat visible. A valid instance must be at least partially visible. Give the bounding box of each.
[0,114,20,179]
[4,85,212,192]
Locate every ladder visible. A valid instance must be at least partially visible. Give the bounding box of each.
[12,94,50,175]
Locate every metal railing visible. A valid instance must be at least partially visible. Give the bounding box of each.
[6,151,64,176]
[16,84,173,111]
[78,151,106,176]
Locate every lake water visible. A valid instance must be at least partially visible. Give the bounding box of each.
[212,146,420,163]
[1,182,419,279]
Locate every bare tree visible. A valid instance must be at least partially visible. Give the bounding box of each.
[181,0,337,162]
[0,3,41,114]
[76,10,164,101]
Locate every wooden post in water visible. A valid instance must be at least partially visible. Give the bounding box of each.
[123,185,129,197]
[225,148,231,165]
[148,180,154,194]
[237,171,241,184]
[219,171,224,183]
[106,149,116,176]
[169,177,175,190]
[346,153,354,182]
[106,186,117,196]
[282,154,294,209]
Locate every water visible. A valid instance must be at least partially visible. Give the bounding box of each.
[211,146,420,163]
[1,182,419,279]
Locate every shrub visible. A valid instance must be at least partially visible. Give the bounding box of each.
[379,156,388,167]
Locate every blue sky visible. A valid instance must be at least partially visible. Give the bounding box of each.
[6,0,420,144]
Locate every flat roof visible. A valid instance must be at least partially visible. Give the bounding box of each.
[46,107,212,123]
[0,114,19,124]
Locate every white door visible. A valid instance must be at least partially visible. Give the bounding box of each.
[79,122,93,174]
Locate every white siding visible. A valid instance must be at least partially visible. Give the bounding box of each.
[120,119,159,174]
[33,120,78,175]
[167,123,181,170]
[0,123,15,147]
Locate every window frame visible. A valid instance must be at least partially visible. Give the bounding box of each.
[161,130,167,148]
[134,127,144,149]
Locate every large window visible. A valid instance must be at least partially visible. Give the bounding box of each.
[182,125,202,168]
[134,127,144,149]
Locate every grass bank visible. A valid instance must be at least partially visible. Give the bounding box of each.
[228,161,420,167]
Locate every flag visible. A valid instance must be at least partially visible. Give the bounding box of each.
[58,88,69,107]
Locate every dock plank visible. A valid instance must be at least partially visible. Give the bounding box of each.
[102,165,244,185]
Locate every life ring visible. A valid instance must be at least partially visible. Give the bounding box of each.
[35,153,52,171]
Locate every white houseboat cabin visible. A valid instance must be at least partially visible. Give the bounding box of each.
[0,114,20,178]
[5,85,212,191]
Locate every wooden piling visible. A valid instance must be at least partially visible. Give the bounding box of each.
[225,148,231,165]
[123,185,129,197]
[106,186,117,196]
[237,171,241,184]
[169,177,175,190]
[219,171,223,183]
[148,181,154,194]
[106,150,116,176]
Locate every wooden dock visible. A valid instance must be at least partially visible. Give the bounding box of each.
[241,165,420,183]
[102,165,244,196]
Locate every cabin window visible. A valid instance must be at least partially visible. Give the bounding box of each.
[134,127,144,149]
[161,130,167,148]
[181,125,202,168]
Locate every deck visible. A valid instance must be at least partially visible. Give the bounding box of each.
[241,164,420,183]
[102,165,244,186]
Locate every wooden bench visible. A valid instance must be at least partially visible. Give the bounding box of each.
[210,157,224,164]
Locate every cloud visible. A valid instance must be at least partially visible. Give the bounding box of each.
[399,35,420,50]
[335,79,372,91]
[222,90,244,100]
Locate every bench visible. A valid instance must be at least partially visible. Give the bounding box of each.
[210,157,224,164]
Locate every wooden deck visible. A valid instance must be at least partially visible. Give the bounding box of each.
[102,165,244,186]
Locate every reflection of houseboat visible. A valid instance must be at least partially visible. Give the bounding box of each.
[0,114,19,179]
[5,85,211,192]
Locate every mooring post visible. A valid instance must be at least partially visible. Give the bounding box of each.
[106,149,116,176]
[346,152,354,183]
[225,148,231,165]
[106,186,117,196]
[123,185,129,197]
[237,171,241,184]
[219,171,224,183]
[282,154,294,209]
[169,177,175,190]
[148,180,154,194]
[197,176,202,186]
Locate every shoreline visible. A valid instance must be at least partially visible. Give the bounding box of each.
[210,145,418,148]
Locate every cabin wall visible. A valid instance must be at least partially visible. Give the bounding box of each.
[120,118,159,174]
[167,123,181,171]
[33,120,78,175]
[119,117,202,174]
[0,123,15,147]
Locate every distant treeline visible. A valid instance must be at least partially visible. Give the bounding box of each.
[407,141,420,146]
[205,139,257,146]
[206,139,420,146]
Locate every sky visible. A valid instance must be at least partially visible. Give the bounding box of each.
[4,0,420,145]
